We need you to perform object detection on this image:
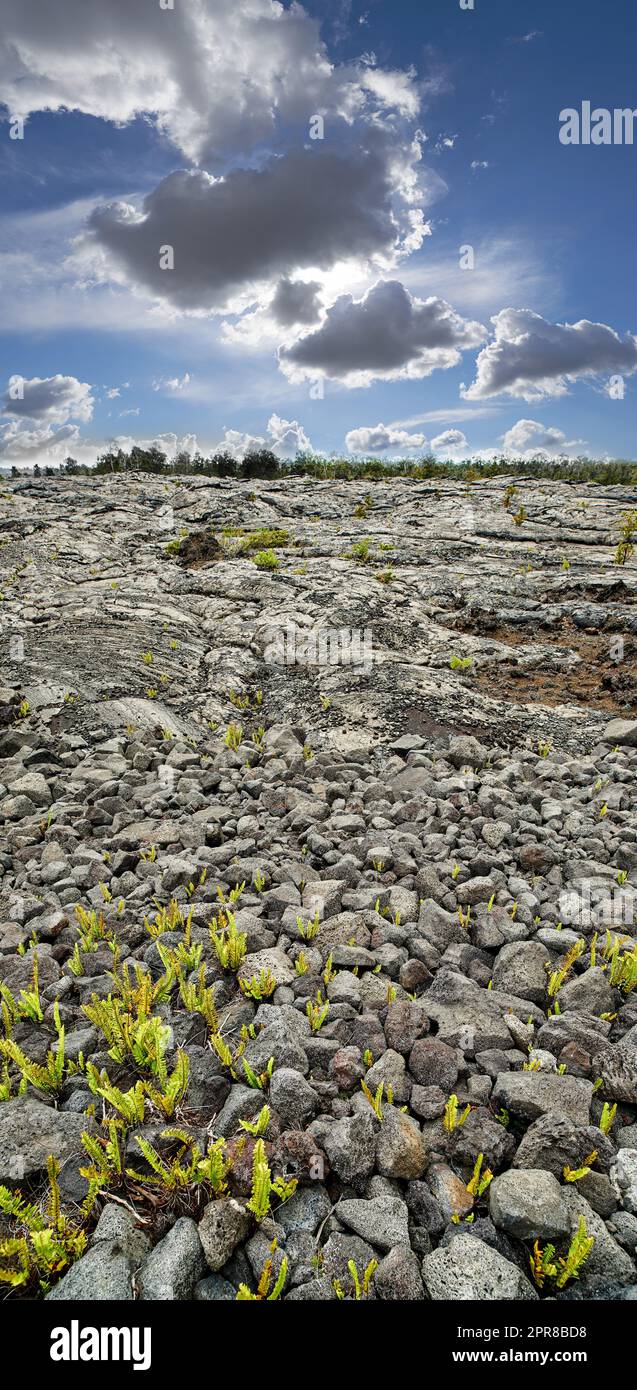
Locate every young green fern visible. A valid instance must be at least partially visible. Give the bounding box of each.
[0,1156,87,1292]
[236,1244,288,1301]
[239,1104,271,1137]
[361,1078,385,1121]
[333,1258,378,1301]
[239,969,277,1001]
[126,1130,229,1197]
[0,1000,65,1096]
[246,1139,297,1222]
[306,991,329,1032]
[443,1093,471,1132]
[530,1217,594,1290]
[79,1122,126,1214]
[466,1153,494,1198]
[210,912,247,971]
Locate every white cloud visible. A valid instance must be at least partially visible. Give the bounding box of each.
[280,279,486,386]
[346,422,427,455]
[463,308,637,400]
[0,421,81,464]
[213,414,313,459]
[0,0,419,166]
[266,414,312,457]
[152,372,191,393]
[111,431,199,459]
[501,418,586,458]
[431,428,469,460]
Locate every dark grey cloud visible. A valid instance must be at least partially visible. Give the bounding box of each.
[88,149,404,312]
[270,276,323,327]
[280,279,486,385]
[464,308,637,400]
[2,374,94,422]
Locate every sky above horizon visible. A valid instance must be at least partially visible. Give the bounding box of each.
[1,0,637,468]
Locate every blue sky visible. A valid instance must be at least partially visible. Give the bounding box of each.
[1,0,636,467]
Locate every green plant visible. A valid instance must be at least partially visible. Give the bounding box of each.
[126,1130,229,1197]
[245,1053,275,1091]
[74,904,113,950]
[537,738,553,758]
[605,936,637,993]
[236,1243,288,1300]
[332,1258,378,1301]
[82,995,171,1072]
[210,913,247,971]
[563,1151,597,1183]
[466,1153,494,1197]
[253,869,267,893]
[253,548,279,570]
[443,1094,471,1132]
[346,538,371,562]
[306,991,329,1032]
[614,509,637,565]
[177,965,219,1033]
[238,1105,271,1137]
[0,1156,87,1292]
[79,1122,127,1214]
[246,1139,297,1222]
[450,654,472,672]
[547,938,585,999]
[599,1101,617,1135]
[0,1000,66,1096]
[298,911,320,941]
[143,1050,190,1119]
[224,722,243,751]
[457,905,471,931]
[530,1216,594,1290]
[513,505,527,525]
[239,969,277,1001]
[323,953,335,986]
[361,1078,385,1120]
[11,954,44,1023]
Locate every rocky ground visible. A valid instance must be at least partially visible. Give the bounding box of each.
[0,470,636,1302]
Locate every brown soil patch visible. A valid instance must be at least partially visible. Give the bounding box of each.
[176,530,224,569]
[468,624,637,714]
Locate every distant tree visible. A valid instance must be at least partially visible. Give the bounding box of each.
[129,445,166,474]
[211,450,239,478]
[242,449,280,479]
